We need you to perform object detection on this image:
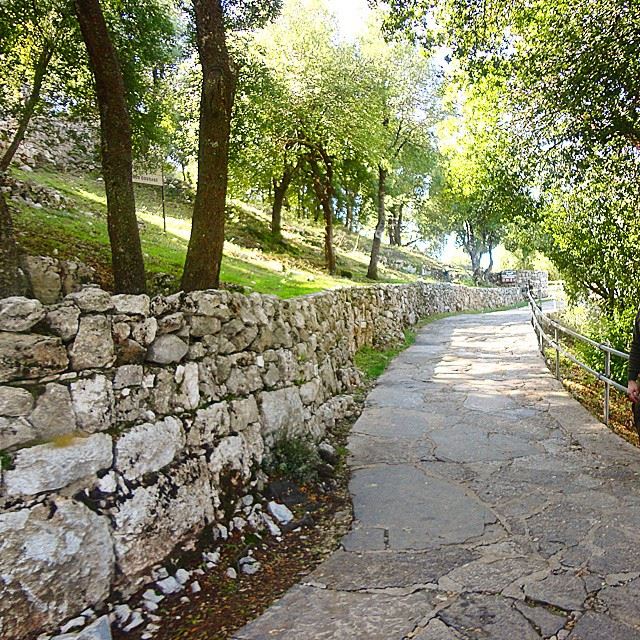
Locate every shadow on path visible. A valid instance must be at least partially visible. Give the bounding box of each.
[234,307,640,640]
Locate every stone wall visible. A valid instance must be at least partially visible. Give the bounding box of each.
[0,282,523,639]
[0,115,99,173]
[490,270,548,296]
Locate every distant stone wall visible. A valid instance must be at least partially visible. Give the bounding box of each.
[0,114,99,173]
[0,282,523,639]
[490,270,548,296]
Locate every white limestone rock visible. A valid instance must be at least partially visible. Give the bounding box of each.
[131,317,158,346]
[268,501,294,525]
[157,312,185,335]
[110,294,150,317]
[70,375,114,433]
[230,397,259,432]
[189,315,222,337]
[145,334,188,364]
[0,296,45,332]
[299,378,322,405]
[176,362,199,410]
[68,288,113,313]
[0,415,37,450]
[0,332,69,383]
[69,316,115,370]
[0,385,34,416]
[46,304,81,342]
[112,458,214,580]
[24,256,62,304]
[113,364,143,389]
[29,382,76,439]
[115,416,185,480]
[4,433,113,496]
[0,499,114,638]
[189,402,231,446]
[259,387,305,439]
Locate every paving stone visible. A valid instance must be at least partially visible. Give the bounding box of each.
[597,578,640,628]
[412,618,464,640]
[587,525,640,575]
[234,585,439,640]
[350,464,495,550]
[231,306,640,638]
[514,601,566,638]
[348,433,433,466]
[351,407,440,439]
[438,594,540,640]
[523,572,587,611]
[567,612,640,639]
[310,548,477,591]
[441,557,545,594]
[430,426,542,463]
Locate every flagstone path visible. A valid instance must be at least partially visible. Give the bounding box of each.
[234,306,640,640]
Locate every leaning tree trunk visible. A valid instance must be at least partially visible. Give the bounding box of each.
[0,190,30,297]
[0,45,54,172]
[181,0,236,292]
[271,163,296,237]
[75,0,146,294]
[309,156,336,275]
[367,165,387,280]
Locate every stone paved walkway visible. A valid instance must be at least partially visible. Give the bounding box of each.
[234,307,640,640]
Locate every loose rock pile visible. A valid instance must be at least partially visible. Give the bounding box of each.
[0,281,523,639]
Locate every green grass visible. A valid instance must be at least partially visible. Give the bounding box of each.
[355,328,418,380]
[11,167,441,298]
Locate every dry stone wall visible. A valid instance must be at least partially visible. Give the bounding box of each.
[0,281,523,639]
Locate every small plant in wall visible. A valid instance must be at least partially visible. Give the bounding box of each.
[264,436,322,485]
[0,450,13,471]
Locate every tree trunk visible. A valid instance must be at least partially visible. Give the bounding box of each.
[0,190,30,297]
[345,197,353,231]
[271,163,296,237]
[483,242,494,280]
[367,165,387,280]
[394,203,403,246]
[309,155,336,275]
[387,212,395,245]
[0,45,54,172]
[181,0,236,292]
[75,0,146,294]
[469,250,482,281]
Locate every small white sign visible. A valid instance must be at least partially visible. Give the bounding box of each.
[133,173,163,186]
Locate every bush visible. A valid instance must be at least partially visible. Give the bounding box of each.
[265,436,321,485]
[557,303,635,385]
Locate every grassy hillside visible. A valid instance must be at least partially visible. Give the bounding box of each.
[10,167,456,298]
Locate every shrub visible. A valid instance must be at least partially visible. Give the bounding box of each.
[265,436,321,485]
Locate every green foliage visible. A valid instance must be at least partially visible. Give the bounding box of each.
[265,436,321,484]
[557,304,636,386]
[355,328,417,380]
[0,450,12,471]
[426,82,538,279]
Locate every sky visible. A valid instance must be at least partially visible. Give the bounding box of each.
[326,0,371,40]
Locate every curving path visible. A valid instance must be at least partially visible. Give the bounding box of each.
[234,306,640,640]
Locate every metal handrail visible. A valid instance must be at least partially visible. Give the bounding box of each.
[527,291,629,425]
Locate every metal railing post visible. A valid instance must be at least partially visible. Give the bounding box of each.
[604,350,611,426]
[554,327,560,380]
